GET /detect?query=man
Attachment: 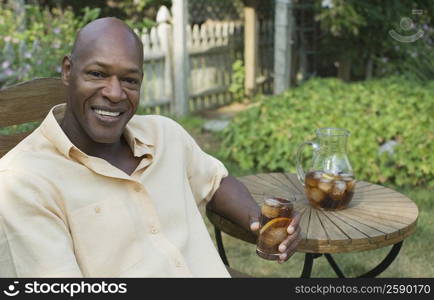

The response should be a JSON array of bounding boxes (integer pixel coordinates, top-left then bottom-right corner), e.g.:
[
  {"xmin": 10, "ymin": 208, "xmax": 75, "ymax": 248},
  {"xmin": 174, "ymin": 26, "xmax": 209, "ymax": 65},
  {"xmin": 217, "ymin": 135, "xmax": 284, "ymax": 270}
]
[{"xmin": 0, "ymin": 18, "xmax": 300, "ymax": 277}]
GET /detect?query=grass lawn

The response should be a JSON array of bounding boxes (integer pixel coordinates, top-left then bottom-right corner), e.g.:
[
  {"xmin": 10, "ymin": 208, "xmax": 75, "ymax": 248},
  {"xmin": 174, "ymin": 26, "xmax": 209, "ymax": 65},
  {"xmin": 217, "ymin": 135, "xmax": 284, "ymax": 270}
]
[{"xmin": 179, "ymin": 114, "xmax": 434, "ymax": 278}]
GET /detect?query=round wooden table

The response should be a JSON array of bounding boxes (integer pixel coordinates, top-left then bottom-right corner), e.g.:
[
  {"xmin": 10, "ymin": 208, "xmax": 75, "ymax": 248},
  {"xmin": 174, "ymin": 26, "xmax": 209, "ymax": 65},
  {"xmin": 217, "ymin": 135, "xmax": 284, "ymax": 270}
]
[{"xmin": 206, "ymin": 173, "xmax": 419, "ymax": 278}]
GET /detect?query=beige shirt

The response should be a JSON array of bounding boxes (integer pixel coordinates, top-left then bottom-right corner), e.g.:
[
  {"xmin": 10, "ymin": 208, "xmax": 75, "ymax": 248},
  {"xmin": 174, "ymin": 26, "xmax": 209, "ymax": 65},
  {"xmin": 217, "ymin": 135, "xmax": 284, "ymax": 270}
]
[{"xmin": 0, "ymin": 104, "xmax": 230, "ymax": 278}]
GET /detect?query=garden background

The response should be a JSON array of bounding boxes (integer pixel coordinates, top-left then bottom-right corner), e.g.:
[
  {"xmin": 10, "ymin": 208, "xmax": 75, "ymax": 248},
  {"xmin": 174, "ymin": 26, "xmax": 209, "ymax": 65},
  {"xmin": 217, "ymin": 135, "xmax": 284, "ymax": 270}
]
[{"xmin": 0, "ymin": 0, "xmax": 433, "ymax": 277}]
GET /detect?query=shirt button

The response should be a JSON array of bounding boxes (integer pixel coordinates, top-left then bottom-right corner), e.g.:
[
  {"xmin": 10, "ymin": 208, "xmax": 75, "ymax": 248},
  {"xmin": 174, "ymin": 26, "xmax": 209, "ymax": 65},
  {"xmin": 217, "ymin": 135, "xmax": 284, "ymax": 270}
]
[
  {"xmin": 150, "ymin": 226, "xmax": 159, "ymax": 234},
  {"xmin": 175, "ymin": 260, "xmax": 182, "ymax": 268},
  {"xmin": 134, "ymin": 184, "xmax": 142, "ymax": 192},
  {"xmin": 94, "ymin": 206, "xmax": 101, "ymax": 213}
]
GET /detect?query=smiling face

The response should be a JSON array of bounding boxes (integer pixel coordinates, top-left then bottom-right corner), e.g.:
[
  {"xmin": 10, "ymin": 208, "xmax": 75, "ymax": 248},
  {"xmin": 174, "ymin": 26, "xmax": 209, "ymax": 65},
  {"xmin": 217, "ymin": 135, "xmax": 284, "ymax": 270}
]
[{"xmin": 61, "ymin": 19, "xmax": 143, "ymax": 145}]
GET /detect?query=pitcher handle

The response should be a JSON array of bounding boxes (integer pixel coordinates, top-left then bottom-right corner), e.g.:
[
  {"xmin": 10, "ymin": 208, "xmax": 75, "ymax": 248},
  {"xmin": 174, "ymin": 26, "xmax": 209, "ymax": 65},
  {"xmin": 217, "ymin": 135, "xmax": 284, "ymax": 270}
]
[{"xmin": 295, "ymin": 141, "xmax": 319, "ymax": 186}]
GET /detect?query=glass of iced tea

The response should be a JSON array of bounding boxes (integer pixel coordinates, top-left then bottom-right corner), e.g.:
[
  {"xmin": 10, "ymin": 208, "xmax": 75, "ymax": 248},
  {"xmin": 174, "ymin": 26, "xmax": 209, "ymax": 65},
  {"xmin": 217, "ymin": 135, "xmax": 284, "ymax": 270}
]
[{"xmin": 256, "ymin": 196, "xmax": 294, "ymax": 260}]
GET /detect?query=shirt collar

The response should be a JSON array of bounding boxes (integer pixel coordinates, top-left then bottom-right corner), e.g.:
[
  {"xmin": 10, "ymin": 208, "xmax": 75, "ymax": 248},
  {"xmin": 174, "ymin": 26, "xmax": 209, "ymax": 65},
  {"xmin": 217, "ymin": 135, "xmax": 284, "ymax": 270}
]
[
  {"xmin": 40, "ymin": 104, "xmax": 76, "ymax": 159},
  {"xmin": 124, "ymin": 119, "xmax": 154, "ymax": 158},
  {"xmin": 41, "ymin": 104, "xmax": 154, "ymax": 160}
]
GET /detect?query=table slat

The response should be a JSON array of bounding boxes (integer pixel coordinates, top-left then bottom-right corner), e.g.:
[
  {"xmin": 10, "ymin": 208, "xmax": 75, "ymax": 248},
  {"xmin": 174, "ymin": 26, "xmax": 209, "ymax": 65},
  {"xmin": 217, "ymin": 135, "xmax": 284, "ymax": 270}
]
[
  {"xmin": 321, "ymin": 212, "xmax": 370, "ymax": 245},
  {"xmin": 306, "ymin": 209, "xmax": 329, "ymax": 245},
  {"xmin": 316, "ymin": 210, "xmax": 351, "ymax": 245}
]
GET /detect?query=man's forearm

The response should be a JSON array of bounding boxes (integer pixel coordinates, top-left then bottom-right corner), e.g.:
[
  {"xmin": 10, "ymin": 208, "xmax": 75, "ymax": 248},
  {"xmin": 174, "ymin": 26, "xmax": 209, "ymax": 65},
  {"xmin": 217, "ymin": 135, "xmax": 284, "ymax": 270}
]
[{"xmin": 208, "ymin": 175, "xmax": 260, "ymax": 232}]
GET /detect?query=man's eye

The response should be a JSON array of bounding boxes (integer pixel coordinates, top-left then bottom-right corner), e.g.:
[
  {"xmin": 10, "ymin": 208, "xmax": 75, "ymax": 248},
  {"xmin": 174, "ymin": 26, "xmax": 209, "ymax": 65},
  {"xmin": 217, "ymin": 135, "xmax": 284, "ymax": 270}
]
[
  {"xmin": 88, "ymin": 71, "xmax": 104, "ymax": 78},
  {"xmin": 122, "ymin": 78, "xmax": 139, "ymax": 85}
]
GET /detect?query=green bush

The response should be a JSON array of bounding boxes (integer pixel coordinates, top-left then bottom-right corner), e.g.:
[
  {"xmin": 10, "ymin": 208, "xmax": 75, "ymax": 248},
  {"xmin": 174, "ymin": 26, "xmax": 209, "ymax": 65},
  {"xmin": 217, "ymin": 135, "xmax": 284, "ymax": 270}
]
[
  {"xmin": 229, "ymin": 59, "xmax": 245, "ymax": 102},
  {"xmin": 219, "ymin": 76, "xmax": 434, "ymax": 188},
  {"xmin": 0, "ymin": 4, "xmax": 99, "ymax": 87}
]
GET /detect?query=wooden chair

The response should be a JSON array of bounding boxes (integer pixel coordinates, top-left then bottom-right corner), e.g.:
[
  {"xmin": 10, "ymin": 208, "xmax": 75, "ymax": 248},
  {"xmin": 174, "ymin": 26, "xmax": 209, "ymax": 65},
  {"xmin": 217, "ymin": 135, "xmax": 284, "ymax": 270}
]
[{"xmin": 0, "ymin": 78, "xmax": 66, "ymax": 158}]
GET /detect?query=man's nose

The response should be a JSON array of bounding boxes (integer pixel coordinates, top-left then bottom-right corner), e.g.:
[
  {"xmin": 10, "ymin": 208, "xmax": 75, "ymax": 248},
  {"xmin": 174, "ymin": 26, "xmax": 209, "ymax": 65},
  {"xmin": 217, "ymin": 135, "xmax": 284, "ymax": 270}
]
[{"xmin": 101, "ymin": 76, "xmax": 127, "ymax": 102}]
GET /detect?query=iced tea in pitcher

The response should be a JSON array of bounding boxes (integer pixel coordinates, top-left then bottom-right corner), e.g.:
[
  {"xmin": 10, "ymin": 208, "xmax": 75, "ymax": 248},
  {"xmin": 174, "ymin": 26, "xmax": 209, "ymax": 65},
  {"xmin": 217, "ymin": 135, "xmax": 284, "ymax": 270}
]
[
  {"xmin": 305, "ymin": 171, "xmax": 355, "ymax": 210},
  {"xmin": 256, "ymin": 197, "xmax": 294, "ymax": 260},
  {"xmin": 296, "ymin": 128, "xmax": 357, "ymax": 210}
]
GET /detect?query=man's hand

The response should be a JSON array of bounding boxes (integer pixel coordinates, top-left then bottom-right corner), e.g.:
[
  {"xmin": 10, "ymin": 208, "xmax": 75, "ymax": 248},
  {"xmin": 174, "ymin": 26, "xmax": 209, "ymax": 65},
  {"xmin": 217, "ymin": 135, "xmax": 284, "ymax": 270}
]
[
  {"xmin": 210, "ymin": 176, "xmax": 302, "ymax": 263},
  {"xmin": 250, "ymin": 211, "xmax": 302, "ymax": 264}
]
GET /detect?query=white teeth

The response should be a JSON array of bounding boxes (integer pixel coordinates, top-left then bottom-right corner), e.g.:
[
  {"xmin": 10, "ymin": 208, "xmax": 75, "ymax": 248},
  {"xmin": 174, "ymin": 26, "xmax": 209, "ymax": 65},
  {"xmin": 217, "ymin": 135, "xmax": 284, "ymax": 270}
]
[{"xmin": 94, "ymin": 109, "xmax": 121, "ymax": 117}]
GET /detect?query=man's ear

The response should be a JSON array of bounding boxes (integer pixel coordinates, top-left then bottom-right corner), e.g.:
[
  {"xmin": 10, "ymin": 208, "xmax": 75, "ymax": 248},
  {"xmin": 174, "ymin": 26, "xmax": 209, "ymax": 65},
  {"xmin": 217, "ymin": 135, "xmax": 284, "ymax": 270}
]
[{"xmin": 61, "ymin": 55, "xmax": 72, "ymax": 86}]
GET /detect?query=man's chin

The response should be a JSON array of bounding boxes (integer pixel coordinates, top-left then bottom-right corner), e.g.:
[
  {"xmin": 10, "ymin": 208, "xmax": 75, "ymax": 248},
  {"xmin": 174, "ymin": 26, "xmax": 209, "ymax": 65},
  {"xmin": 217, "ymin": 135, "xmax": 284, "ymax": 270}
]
[{"xmin": 89, "ymin": 131, "xmax": 124, "ymax": 144}]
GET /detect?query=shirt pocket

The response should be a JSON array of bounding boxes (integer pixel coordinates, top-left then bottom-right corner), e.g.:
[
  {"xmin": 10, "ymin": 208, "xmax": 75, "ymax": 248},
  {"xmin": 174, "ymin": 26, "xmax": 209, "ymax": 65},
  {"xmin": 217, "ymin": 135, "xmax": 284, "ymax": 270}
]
[{"xmin": 69, "ymin": 199, "xmax": 143, "ymax": 277}]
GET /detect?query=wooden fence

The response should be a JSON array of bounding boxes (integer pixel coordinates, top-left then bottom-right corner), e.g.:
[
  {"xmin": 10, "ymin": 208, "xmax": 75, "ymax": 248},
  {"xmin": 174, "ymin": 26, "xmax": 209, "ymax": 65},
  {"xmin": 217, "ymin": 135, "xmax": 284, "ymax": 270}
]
[
  {"xmin": 187, "ymin": 20, "xmax": 244, "ymax": 112},
  {"xmin": 139, "ymin": 5, "xmax": 273, "ymax": 115}
]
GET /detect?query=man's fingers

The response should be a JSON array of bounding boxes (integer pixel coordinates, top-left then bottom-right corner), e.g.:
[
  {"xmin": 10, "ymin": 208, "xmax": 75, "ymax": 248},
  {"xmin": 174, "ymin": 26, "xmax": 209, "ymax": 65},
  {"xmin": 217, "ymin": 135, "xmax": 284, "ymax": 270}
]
[
  {"xmin": 287, "ymin": 211, "xmax": 301, "ymax": 234},
  {"xmin": 277, "ymin": 253, "xmax": 287, "ymax": 264},
  {"xmin": 277, "ymin": 211, "xmax": 301, "ymax": 253},
  {"xmin": 278, "ymin": 234, "xmax": 302, "ymax": 263},
  {"xmin": 278, "ymin": 243, "xmax": 298, "ymax": 263},
  {"xmin": 249, "ymin": 208, "xmax": 260, "ymax": 232},
  {"xmin": 278, "ymin": 226, "xmax": 301, "ymax": 253},
  {"xmin": 250, "ymin": 221, "xmax": 260, "ymax": 232}
]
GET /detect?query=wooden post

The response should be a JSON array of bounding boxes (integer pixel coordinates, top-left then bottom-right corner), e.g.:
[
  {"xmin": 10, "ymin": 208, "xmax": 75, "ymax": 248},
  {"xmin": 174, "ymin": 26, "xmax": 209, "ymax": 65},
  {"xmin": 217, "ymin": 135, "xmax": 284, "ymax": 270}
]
[
  {"xmin": 156, "ymin": 6, "xmax": 173, "ymax": 101},
  {"xmin": 243, "ymin": 0, "xmax": 259, "ymax": 97},
  {"xmin": 274, "ymin": 0, "xmax": 294, "ymax": 94},
  {"xmin": 171, "ymin": 0, "xmax": 189, "ymax": 116}
]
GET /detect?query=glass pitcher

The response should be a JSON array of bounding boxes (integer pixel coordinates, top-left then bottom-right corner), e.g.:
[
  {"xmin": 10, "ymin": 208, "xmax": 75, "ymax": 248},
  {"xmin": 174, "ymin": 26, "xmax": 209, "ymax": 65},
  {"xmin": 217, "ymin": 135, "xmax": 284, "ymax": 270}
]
[{"xmin": 295, "ymin": 128, "xmax": 356, "ymax": 210}]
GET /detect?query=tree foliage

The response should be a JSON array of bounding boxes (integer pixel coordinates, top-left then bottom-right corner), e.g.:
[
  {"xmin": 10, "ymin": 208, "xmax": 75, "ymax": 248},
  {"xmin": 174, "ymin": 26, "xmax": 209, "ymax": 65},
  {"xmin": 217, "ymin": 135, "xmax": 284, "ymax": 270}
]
[
  {"xmin": 0, "ymin": 3, "xmax": 99, "ymax": 87},
  {"xmin": 315, "ymin": 0, "xmax": 434, "ymax": 80}
]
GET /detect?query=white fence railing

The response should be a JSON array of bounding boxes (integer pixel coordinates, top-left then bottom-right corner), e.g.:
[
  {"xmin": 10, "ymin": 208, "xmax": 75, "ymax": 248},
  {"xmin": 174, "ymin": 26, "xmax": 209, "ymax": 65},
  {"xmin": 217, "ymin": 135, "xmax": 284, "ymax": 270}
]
[
  {"xmin": 139, "ymin": 5, "xmax": 273, "ymax": 115},
  {"xmin": 187, "ymin": 20, "xmax": 244, "ymax": 112}
]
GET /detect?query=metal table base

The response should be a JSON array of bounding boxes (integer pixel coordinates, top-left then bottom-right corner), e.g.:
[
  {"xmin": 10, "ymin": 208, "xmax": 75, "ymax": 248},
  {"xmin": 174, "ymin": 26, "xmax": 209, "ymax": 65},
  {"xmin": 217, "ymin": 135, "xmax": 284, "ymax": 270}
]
[
  {"xmin": 214, "ymin": 226, "xmax": 403, "ymax": 278},
  {"xmin": 300, "ymin": 241, "xmax": 403, "ymax": 278}
]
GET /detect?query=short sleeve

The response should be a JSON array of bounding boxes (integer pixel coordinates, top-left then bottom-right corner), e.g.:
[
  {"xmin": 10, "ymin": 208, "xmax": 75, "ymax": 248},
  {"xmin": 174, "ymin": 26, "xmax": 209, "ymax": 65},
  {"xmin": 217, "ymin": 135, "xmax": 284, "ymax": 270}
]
[
  {"xmin": 0, "ymin": 170, "xmax": 83, "ymax": 277},
  {"xmin": 175, "ymin": 124, "xmax": 228, "ymax": 207}
]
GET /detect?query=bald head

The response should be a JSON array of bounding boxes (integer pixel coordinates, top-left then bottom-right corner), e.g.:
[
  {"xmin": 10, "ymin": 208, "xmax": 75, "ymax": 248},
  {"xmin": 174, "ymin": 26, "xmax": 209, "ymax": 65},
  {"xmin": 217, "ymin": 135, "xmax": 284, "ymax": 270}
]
[
  {"xmin": 60, "ymin": 17, "xmax": 144, "ymax": 147},
  {"xmin": 71, "ymin": 17, "xmax": 143, "ymax": 65}
]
